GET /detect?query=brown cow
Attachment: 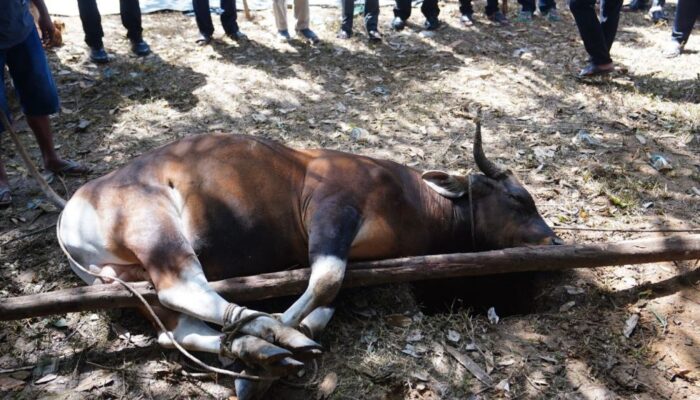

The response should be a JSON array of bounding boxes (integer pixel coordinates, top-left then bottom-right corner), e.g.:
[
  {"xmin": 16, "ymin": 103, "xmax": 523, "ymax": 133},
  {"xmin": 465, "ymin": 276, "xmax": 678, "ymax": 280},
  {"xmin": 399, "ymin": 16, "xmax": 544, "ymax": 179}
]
[{"xmin": 58, "ymin": 122, "xmax": 561, "ymax": 398}]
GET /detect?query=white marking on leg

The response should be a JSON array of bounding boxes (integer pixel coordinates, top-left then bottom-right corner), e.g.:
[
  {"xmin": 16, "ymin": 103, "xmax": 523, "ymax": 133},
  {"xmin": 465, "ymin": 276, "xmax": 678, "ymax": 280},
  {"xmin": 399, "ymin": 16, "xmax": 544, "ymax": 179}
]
[
  {"xmin": 157, "ymin": 314, "xmax": 223, "ymax": 353},
  {"xmin": 281, "ymin": 255, "xmax": 346, "ymax": 326},
  {"xmin": 157, "ymin": 262, "xmax": 230, "ymax": 325}
]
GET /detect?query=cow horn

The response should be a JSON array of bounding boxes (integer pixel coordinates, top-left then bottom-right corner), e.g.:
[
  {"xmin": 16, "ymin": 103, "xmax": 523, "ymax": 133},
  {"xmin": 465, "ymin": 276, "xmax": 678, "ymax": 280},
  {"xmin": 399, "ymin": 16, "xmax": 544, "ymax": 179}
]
[{"xmin": 473, "ymin": 118, "xmax": 508, "ymax": 180}]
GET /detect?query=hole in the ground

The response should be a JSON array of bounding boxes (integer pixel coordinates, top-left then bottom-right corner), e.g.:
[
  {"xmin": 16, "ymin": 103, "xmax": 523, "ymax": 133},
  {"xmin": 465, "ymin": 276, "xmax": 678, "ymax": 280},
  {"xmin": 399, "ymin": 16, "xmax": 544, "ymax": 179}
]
[{"xmin": 411, "ymin": 271, "xmax": 566, "ymax": 317}]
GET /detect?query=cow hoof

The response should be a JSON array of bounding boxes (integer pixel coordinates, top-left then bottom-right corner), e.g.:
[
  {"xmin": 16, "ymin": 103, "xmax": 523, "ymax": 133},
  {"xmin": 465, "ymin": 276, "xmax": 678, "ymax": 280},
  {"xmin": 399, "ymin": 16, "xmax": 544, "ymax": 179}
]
[
  {"xmin": 235, "ymin": 370, "xmax": 272, "ymax": 400},
  {"xmin": 265, "ymin": 356, "xmax": 304, "ymax": 376},
  {"xmin": 227, "ymin": 335, "xmax": 292, "ymax": 367}
]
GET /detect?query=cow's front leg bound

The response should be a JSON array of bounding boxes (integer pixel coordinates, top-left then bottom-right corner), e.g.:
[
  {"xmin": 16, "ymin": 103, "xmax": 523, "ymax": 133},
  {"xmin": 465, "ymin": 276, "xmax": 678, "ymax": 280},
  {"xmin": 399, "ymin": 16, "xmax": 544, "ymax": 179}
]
[
  {"xmin": 280, "ymin": 255, "xmax": 346, "ymax": 326},
  {"xmin": 150, "ymin": 257, "xmax": 320, "ymax": 371}
]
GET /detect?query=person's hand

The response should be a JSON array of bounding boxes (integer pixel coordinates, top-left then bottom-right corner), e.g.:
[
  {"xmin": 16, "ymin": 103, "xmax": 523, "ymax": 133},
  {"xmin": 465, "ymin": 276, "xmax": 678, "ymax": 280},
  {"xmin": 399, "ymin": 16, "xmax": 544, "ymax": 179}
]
[{"xmin": 37, "ymin": 11, "xmax": 55, "ymax": 45}]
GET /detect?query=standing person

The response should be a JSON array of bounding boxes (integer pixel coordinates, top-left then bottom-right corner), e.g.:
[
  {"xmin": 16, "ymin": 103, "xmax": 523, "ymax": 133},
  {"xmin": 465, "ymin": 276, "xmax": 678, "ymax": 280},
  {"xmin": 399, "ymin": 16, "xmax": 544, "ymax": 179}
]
[
  {"xmin": 515, "ymin": 0, "xmax": 560, "ymax": 22},
  {"xmin": 459, "ymin": 0, "xmax": 509, "ymax": 26},
  {"xmin": 272, "ymin": 0, "xmax": 319, "ymax": 43},
  {"xmin": 569, "ymin": 0, "xmax": 623, "ymax": 78},
  {"xmin": 391, "ymin": 0, "xmax": 441, "ymax": 31},
  {"xmin": 191, "ymin": 0, "xmax": 246, "ymax": 45},
  {"xmin": 337, "ymin": 0, "xmax": 381, "ymax": 41},
  {"xmin": 1, "ymin": 0, "xmax": 90, "ymax": 207},
  {"xmin": 77, "ymin": 0, "xmax": 150, "ymax": 64},
  {"xmin": 622, "ymin": 0, "xmax": 667, "ymax": 23},
  {"xmin": 662, "ymin": 0, "xmax": 699, "ymax": 57}
]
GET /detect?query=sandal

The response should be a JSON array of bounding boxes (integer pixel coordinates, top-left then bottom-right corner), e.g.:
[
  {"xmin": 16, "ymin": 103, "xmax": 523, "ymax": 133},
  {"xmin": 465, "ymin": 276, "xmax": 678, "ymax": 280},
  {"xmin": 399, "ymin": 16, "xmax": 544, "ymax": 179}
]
[
  {"xmin": 0, "ymin": 187, "xmax": 12, "ymax": 208},
  {"xmin": 48, "ymin": 160, "xmax": 91, "ymax": 176}
]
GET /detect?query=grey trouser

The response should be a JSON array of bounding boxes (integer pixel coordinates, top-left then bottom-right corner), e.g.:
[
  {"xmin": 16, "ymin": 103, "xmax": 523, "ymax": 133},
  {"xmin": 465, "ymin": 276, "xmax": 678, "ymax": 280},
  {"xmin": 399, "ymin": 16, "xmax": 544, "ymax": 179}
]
[{"xmin": 272, "ymin": 0, "xmax": 310, "ymax": 31}]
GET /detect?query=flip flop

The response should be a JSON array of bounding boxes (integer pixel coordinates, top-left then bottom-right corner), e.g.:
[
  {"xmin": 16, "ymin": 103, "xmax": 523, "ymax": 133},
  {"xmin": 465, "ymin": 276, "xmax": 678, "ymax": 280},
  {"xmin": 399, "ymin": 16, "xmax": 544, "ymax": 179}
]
[
  {"xmin": 48, "ymin": 160, "xmax": 91, "ymax": 176},
  {"xmin": 0, "ymin": 187, "xmax": 12, "ymax": 208}
]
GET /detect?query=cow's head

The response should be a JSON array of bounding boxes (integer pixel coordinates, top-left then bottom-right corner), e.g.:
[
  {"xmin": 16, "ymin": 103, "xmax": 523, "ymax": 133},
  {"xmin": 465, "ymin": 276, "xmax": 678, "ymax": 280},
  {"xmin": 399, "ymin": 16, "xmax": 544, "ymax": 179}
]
[{"xmin": 422, "ymin": 121, "xmax": 564, "ymax": 250}]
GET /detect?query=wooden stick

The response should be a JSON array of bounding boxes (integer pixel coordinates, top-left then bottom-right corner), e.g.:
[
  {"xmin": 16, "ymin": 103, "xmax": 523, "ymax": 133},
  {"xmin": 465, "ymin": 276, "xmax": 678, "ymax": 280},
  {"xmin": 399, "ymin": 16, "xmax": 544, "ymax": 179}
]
[
  {"xmin": 242, "ymin": 0, "xmax": 252, "ymax": 21},
  {"xmin": 1, "ymin": 235, "xmax": 699, "ymax": 321}
]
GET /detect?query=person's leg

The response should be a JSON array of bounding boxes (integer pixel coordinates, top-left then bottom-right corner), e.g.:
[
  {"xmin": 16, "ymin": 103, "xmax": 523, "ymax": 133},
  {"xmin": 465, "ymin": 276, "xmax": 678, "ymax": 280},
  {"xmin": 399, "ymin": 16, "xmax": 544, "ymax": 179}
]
[
  {"xmin": 294, "ymin": 0, "xmax": 311, "ymax": 31},
  {"xmin": 77, "ymin": 0, "xmax": 104, "ymax": 48},
  {"xmin": 340, "ymin": 0, "xmax": 354, "ymax": 33},
  {"xmin": 460, "ymin": 0, "xmax": 474, "ymax": 15},
  {"xmin": 539, "ymin": 0, "xmax": 556, "ymax": 14},
  {"xmin": 0, "ymin": 50, "xmax": 11, "ymax": 203},
  {"xmin": 6, "ymin": 29, "xmax": 88, "ymax": 174},
  {"xmin": 365, "ymin": 0, "xmax": 380, "ymax": 32},
  {"xmin": 393, "ymin": 0, "xmax": 412, "ymax": 20},
  {"xmin": 519, "ymin": 0, "xmax": 536, "ymax": 13},
  {"xmin": 672, "ymin": 0, "xmax": 698, "ymax": 44},
  {"xmin": 192, "ymin": 0, "xmax": 215, "ymax": 37},
  {"xmin": 272, "ymin": 0, "xmax": 289, "ymax": 31},
  {"xmin": 120, "ymin": 0, "xmax": 143, "ymax": 42},
  {"xmin": 569, "ymin": 0, "xmax": 613, "ymax": 65},
  {"xmin": 421, "ymin": 0, "xmax": 440, "ymax": 19},
  {"xmin": 485, "ymin": 0, "xmax": 500, "ymax": 16},
  {"xmin": 220, "ymin": 0, "xmax": 240, "ymax": 35},
  {"xmin": 600, "ymin": 0, "xmax": 623, "ymax": 52}
]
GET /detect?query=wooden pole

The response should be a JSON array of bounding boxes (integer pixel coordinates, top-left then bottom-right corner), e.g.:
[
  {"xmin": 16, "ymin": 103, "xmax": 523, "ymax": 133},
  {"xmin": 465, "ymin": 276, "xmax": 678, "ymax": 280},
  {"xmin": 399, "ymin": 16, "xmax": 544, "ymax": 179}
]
[{"xmin": 1, "ymin": 235, "xmax": 699, "ymax": 321}]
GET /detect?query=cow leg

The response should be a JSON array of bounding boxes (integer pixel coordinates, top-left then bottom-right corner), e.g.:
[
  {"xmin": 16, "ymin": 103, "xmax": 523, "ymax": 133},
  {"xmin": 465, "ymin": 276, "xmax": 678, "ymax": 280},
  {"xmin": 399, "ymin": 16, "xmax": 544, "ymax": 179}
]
[
  {"xmin": 235, "ymin": 203, "xmax": 360, "ymax": 399},
  {"xmin": 299, "ymin": 306, "xmax": 335, "ymax": 339}
]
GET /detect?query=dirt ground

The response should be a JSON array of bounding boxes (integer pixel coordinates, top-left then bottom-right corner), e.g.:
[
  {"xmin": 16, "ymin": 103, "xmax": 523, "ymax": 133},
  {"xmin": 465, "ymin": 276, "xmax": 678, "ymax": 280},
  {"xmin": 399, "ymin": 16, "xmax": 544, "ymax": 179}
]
[{"xmin": 1, "ymin": 2, "xmax": 699, "ymax": 399}]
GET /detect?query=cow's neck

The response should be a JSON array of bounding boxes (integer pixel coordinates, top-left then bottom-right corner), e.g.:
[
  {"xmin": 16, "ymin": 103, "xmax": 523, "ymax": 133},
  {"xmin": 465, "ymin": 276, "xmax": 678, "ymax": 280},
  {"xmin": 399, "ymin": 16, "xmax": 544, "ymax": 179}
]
[{"xmin": 414, "ymin": 173, "xmax": 475, "ymax": 255}]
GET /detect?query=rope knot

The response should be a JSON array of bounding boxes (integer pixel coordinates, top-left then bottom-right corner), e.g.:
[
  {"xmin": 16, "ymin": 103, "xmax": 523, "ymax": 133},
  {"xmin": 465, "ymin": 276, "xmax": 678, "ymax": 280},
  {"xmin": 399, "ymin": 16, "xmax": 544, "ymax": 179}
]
[{"xmin": 219, "ymin": 303, "xmax": 271, "ymax": 358}]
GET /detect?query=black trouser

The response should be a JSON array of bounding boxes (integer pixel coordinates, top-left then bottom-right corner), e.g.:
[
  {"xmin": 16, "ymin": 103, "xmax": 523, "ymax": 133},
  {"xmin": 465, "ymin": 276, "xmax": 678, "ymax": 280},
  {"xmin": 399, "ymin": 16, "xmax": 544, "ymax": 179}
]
[
  {"xmin": 77, "ymin": 0, "xmax": 142, "ymax": 48},
  {"xmin": 393, "ymin": 0, "xmax": 440, "ymax": 20},
  {"xmin": 569, "ymin": 0, "xmax": 623, "ymax": 65},
  {"xmin": 459, "ymin": 0, "xmax": 500, "ymax": 16},
  {"xmin": 518, "ymin": 0, "xmax": 557, "ymax": 13},
  {"xmin": 341, "ymin": 0, "xmax": 379, "ymax": 32},
  {"xmin": 672, "ymin": 0, "xmax": 699, "ymax": 44},
  {"xmin": 192, "ymin": 0, "xmax": 239, "ymax": 36}
]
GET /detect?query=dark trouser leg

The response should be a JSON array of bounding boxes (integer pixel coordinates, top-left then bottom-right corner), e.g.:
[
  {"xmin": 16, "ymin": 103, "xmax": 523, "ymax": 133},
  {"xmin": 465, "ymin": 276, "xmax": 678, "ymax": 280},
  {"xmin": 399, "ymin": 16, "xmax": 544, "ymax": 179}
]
[
  {"xmin": 652, "ymin": 0, "xmax": 665, "ymax": 7},
  {"xmin": 120, "ymin": 0, "xmax": 143, "ymax": 42},
  {"xmin": 220, "ymin": 0, "xmax": 239, "ymax": 34},
  {"xmin": 539, "ymin": 0, "xmax": 556, "ymax": 13},
  {"xmin": 601, "ymin": 0, "xmax": 623, "ymax": 52},
  {"xmin": 421, "ymin": 0, "xmax": 440, "ymax": 19},
  {"xmin": 485, "ymin": 0, "xmax": 500, "ymax": 16},
  {"xmin": 393, "ymin": 0, "xmax": 412, "ymax": 20},
  {"xmin": 77, "ymin": 0, "xmax": 104, "ymax": 48},
  {"xmin": 519, "ymin": 0, "xmax": 536, "ymax": 12},
  {"xmin": 341, "ymin": 0, "xmax": 354, "ymax": 32},
  {"xmin": 460, "ymin": 0, "xmax": 474, "ymax": 15},
  {"xmin": 192, "ymin": 0, "xmax": 215, "ymax": 36},
  {"xmin": 569, "ymin": 0, "xmax": 614, "ymax": 65},
  {"xmin": 672, "ymin": 0, "xmax": 699, "ymax": 44},
  {"xmin": 364, "ymin": 0, "xmax": 380, "ymax": 31}
]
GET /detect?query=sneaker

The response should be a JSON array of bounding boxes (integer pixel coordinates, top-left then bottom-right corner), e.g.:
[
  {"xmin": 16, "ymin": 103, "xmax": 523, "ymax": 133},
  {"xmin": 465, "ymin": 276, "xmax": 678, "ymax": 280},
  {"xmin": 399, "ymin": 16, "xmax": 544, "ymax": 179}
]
[
  {"xmin": 196, "ymin": 33, "xmax": 212, "ymax": 46},
  {"xmin": 391, "ymin": 17, "xmax": 406, "ymax": 31},
  {"xmin": 662, "ymin": 40, "xmax": 683, "ymax": 58},
  {"xmin": 515, "ymin": 10, "xmax": 534, "ymax": 23},
  {"xmin": 130, "ymin": 39, "xmax": 151, "ymax": 56},
  {"xmin": 460, "ymin": 13, "xmax": 475, "ymax": 26},
  {"xmin": 337, "ymin": 30, "xmax": 352, "ymax": 39},
  {"xmin": 424, "ymin": 17, "xmax": 441, "ymax": 31},
  {"xmin": 543, "ymin": 9, "xmax": 561, "ymax": 22},
  {"xmin": 577, "ymin": 62, "xmax": 614, "ymax": 78},
  {"xmin": 367, "ymin": 30, "xmax": 382, "ymax": 42},
  {"xmin": 488, "ymin": 11, "xmax": 509, "ymax": 25},
  {"xmin": 277, "ymin": 30, "xmax": 292, "ymax": 42},
  {"xmin": 227, "ymin": 31, "xmax": 247, "ymax": 41},
  {"xmin": 648, "ymin": 6, "xmax": 667, "ymax": 23},
  {"xmin": 89, "ymin": 46, "xmax": 109, "ymax": 64},
  {"xmin": 297, "ymin": 28, "xmax": 320, "ymax": 44}
]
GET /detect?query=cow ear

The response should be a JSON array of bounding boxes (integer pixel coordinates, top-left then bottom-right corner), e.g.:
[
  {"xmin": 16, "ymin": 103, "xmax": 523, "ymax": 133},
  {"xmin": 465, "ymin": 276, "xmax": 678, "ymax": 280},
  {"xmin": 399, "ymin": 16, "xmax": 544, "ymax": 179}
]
[{"xmin": 422, "ymin": 170, "xmax": 467, "ymax": 198}]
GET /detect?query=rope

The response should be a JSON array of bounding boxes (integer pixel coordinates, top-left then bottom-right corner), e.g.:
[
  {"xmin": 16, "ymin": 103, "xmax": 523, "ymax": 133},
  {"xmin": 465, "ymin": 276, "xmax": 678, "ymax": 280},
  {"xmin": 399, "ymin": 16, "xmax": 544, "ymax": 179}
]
[
  {"xmin": 55, "ymin": 212, "xmax": 274, "ymax": 381},
  {"xmin": 219, "ymin": 304, "xmax": 271, "ymax": 359},
  {"xmin": 553, "ymin": 227, "xmax": 700, "ymax": 233}
]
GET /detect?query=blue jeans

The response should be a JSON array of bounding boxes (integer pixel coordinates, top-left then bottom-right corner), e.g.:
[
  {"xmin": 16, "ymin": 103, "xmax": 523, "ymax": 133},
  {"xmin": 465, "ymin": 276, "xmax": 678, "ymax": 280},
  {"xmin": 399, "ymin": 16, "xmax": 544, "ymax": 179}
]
[
  {"xmin": 672, "ymin": 0, "xmax": 699, "ymax": 44},
  {"xmin": 569, "ymin": 0, "xmax": 623, "ymax": 65},
  {"xmin": 341, "ymin": 0, "xmax": 379, "ymax": 32},
  {"xmin": 459, "ymin": 0, "xmax": 501, "ymax": 16},
  {"xmin": 1, "ymin": 28, "xmax": 60, "ymax": 132},
  {"xmin": 519, "ymin": 0, "xmax": 557, "ymax": 13},
  {"xmin": 393, "ymin": 0, "xmax": 440, "ymax": 20}
]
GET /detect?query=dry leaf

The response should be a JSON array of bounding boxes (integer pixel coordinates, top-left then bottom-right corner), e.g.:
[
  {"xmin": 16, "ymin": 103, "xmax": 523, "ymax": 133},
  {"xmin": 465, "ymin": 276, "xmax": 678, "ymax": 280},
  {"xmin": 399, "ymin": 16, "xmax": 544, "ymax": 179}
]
[
  {"xmin": 623, "ymin": 314, "xmax": 639, "ymax": 338},
  {"xmin": 75, "ymin": 370, "xmax": 115, "ymax": 392},
  {"xmin": 385, "ymin": 314, "xmax": 412, "ymax": 328},
  {"xmin": 317, "ymin": 372, "xmax": 338, "ymax": 400},
  {"xmin": 0, "ymin": 376, "xmax": 25, "ymax": 391},
  {"xmin": 35, "ymin": 373, "xmax": 57, "ymax": 384}
]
